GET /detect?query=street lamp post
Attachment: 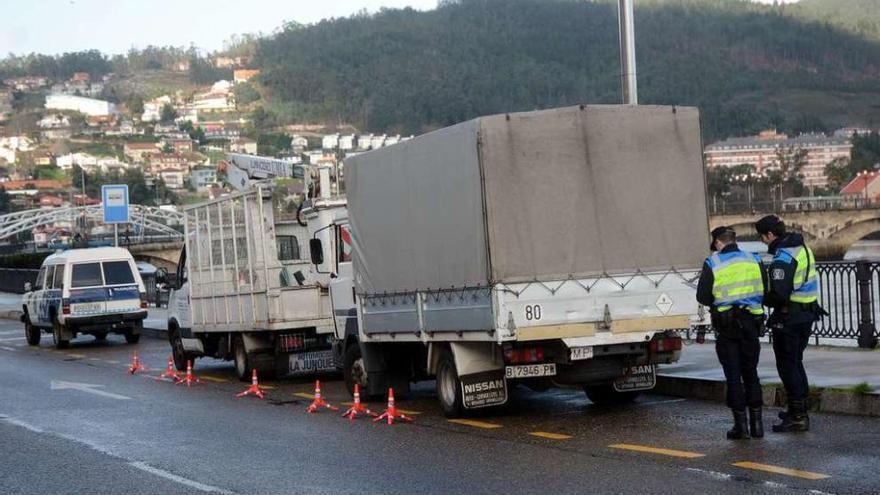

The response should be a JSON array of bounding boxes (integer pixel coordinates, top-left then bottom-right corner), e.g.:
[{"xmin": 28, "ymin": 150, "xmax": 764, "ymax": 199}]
[{"xmin": 858, "ymin": 170, "xmax": 871, "ymax": 208}]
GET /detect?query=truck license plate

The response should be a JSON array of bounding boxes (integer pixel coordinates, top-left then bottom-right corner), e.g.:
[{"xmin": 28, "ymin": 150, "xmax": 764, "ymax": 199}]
[
  {"xmin": 288, "ymin": 350, "xmax": 335, "ymax": 375},
  {"xmin": 74, "ymin": 302, "xmax": 102, "ymax": 314},
  {"xmin": 569, "ymin": 346, "xmax": 594, "ymax": 361},
  {"xmin": 505, "ymin": 363, "xmax": 556, "ymax": 379}
]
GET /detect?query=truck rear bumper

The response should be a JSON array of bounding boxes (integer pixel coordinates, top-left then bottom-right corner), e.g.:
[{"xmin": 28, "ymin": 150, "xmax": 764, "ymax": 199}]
[{"xmin": 63, "ymin": 311, "xmax": 147, "ymax": 332}]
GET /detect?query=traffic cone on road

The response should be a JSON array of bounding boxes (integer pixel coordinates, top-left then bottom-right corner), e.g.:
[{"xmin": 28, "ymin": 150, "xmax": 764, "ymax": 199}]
[
  {"xmin": 156, "ymin": 355, "xmax": 182, "ymax": 383},
  {"xmin": 236, "ymin": 369, "xmax": 266, "ymax": 399},
  {"xmin": 306, "ymin": 380, "xmax": 338, "ymax": 413},
  {"xmin": 373, "ymin": 388, "xmax": 413, "ymax": 425},
  {"xmin": 175, "ymin": 360, "xmax": 202, "ymax": 387},
  {"xmin": 341, "ymin": 384, "xmax": 376, "ymax": 421},
  {"xmin": 127, "ymin": 351, "xmax": 148, "ymax": 375}
]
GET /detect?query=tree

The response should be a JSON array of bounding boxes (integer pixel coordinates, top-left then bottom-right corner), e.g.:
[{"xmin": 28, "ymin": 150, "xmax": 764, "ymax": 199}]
[
  {"xmin": 160, "ymin": 104, "xmax": 178, "ymax": 124},
  {"xmin": 0, "ymin": 187, "xmax": 10, "ymax": 214},
  {"xmin": 824, "ymin": 157, "xmax": 852, "ymax": 193},
  {"xmin": 851, "ymin": 131, "xmax": 880, "ymax": 171},
  {"xmin": 772, "ymin": 146, "xmax": 808, "ymax": 197},
  {"xmin": 234, "ymin": 82, "xmax": 261, "ymax": 106}
]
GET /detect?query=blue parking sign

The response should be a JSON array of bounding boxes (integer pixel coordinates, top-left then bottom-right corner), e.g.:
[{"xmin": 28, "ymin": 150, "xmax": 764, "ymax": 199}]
[{"xmin": 102, "ymin": 185, "xmax": 129, "ymax": 224}]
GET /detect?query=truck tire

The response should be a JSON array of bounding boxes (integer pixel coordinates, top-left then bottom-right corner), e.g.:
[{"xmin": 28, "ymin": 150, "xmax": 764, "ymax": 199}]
[
  {"xmin": 24, "ymin": 320, "xmax": 40, "ymax": 346},
  {"xmin": 234, "ymin": 335, "xmax": 252, "ymax": 382},
  {"xmin": 52, "ymin": 321, "xmax": 70, "ymax": 349},
  {"xmin": 125, "ymin": 332, "xmax": 141, "ymax": 344},
  {"xmin": 343, "ymin": 343, "xmax": 370, "ymax": 398},
  {"xmin": 168, "ymin": 324, "xmax": 188, "ymax": 371},
  {"xmin": 436, "ymin": 350, "xmax": 464, "ymax": 418},
  {"xmin": 93, "ymin": 332, "xmax": 107, "ymax": 341},
  {"xmin": 583, "ymin": 384, "xmax": 640, "ymax": 405}
]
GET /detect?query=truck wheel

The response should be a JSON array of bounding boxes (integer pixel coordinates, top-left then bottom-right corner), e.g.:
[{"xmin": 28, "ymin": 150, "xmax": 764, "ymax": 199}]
[
  {"xmin": 125, "ymin": 332, "xmax": 141, "ymax": 344},
  {"xmin": 343, "ymin": 343, "xmax": 369, "ymax": 397},
  {"xmin": 436, "ymin": 350, "xmax": 464, "ymax": 418},
  {"xmin": 169, "ymin": 326, "xmax": 188, "ymax": 371},
  {"xmin": 583, "ymin": 385, "xmax": 640, "ymax": 405},
  {"xmin": 93, "ymin": 332, "xmax": 107, "ymax": 341},
  {"xmin": 24, "ymin": 320, "xmax": 40, "ymax": 346},
  {"xmin": 52, "ymin": 321, "xmax": 70, "ymax": 349},
  {"xmin": 234, "ymin": 336, "xmax": 252, "ymax": 382}
]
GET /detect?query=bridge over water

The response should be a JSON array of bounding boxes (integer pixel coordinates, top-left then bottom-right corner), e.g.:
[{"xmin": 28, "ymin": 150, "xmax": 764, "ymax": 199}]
[{"xmin": 710, "ymin": 206, "xmax": 880, "ymax": 255}]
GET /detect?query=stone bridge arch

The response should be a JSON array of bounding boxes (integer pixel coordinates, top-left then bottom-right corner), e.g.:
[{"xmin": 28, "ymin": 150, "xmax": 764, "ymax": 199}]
[{"xmin": 827, "ymin": 218, "xmax": 880, "ymax": 253}]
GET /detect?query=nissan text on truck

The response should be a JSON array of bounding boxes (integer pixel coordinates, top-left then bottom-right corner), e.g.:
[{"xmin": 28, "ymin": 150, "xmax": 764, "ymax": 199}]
[{"xmin": 313, "ymin": 104, "xmax": 709, "ymax": 416}]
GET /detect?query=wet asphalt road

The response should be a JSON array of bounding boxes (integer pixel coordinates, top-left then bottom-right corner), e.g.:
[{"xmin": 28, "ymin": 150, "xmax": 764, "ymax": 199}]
[{"xmin": 0, "ymin": 319, "xmax": 878, "ymax": 495}]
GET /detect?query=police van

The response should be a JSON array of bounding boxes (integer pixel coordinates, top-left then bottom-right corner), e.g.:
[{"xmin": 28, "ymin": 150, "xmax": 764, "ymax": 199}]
[{"xmin": 21, "ymin": 247, "xmax": 148, "ymax": 348}]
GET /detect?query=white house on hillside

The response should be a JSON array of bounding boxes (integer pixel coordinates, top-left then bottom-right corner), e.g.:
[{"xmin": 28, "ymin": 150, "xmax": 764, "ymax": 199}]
[{"xmin": 46, "ymin": 94, "xmax": 118, "ymax": 117}]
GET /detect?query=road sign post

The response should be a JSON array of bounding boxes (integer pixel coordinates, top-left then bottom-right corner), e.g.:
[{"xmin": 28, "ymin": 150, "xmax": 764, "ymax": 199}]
[{"xmin": 102, "ymin": 185, "xmax": 130, "ymax": 247}]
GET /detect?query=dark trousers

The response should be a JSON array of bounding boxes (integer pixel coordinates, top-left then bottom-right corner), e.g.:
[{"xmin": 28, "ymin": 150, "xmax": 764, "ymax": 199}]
[
  {"xmin": 772, "ymin": 321, "xmax": 812, "ymax": 403},
  {"xmin": 715, "ymin": 317, "xmax": 763, "ymax": 411}
]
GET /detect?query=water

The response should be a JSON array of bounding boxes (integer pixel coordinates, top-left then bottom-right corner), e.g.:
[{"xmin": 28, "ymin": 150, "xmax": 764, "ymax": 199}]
[{"xmin": 737, "ymin": 240, "xmax": 880, "ymax": 261}]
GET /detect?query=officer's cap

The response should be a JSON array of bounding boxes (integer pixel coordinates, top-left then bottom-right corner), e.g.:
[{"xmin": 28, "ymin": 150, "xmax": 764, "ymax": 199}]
[
  {"xmin": 710, "ymin": 226, "xmax": 735, "ymax": 251},
  {"xmin": 754, "ymin": 215, "xmax": 783, "ymax": 235}
]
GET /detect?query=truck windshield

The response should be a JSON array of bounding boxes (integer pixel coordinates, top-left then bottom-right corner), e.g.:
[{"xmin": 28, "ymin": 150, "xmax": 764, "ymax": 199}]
[
  {"xmin": 71, "ymin": 263, "xmax": 104, "ymax": 288},
  {"xmin": 103, "ymin": 261, "xmax": 135, "ymax": 285}
]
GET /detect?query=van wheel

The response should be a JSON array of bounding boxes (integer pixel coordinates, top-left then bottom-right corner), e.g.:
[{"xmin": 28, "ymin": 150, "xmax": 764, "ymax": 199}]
[
  {"xmin": 234, "ymin": 336, "xmax": 251, "ymax": 382},
  {"xmin": 53, "ymin": 321, "xmax": 69, "ymax": 349},
  {"xmin": 436, "ymin": 349, "xmax": 464, "ymax": 418},
  {"xmin": 24, "ymin": 320, "xmax": 40, "ymax": 346},
  {"xmin": 583, "ymin": 384, "xmax": 640, "ymax": 405},
  {"xmin": 343, "ymin": 343, "xmax": 370, "ymax": 398}
]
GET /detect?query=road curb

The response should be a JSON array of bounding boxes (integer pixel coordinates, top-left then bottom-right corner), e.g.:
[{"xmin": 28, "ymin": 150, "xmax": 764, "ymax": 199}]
[
  {"xmin": 656, "ymin": 374, "xmax": 880, "ymax": 417},
  {"xmin": 0, "ymin": 309, "xmax": 23, "ymax": 321}
]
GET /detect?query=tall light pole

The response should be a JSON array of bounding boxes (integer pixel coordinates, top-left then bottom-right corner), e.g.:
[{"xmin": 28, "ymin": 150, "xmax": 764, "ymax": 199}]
[{"xmin": 618, "ymin": 0, "xmax": 638, "ymax": 105}]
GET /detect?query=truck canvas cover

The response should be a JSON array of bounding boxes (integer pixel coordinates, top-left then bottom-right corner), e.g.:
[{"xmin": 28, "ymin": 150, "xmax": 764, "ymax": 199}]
[{"xmin": 346, "ymin": 105, "xmax": 708, "ymax": 295}]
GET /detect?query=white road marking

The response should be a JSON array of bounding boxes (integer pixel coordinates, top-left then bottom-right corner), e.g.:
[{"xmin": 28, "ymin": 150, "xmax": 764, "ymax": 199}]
[
  {"xmin": 636, "ymin": 398, "xmax": 688, "ymax": 406},
  {"xmin": 128, "ymin": 462, "xmax": 235, "ymax": 494},
  {"xmin": 0, "ymin": 414, "xmax": 234, "ymax": 494},
  {"xmin": 1, "ymin": 346, "xmax": 18, "ymax": 352},
  {"xmin": 50, "ymin": 380, "xmax": 132, "ymax": 400},
  {"xmin": 685, "ymin": 467, "xmax": 733, "ymax": 481},
  {"xmin": 0, "ymin": 336, "xmax": 25, "ymax": 342},
  {"xmin": 0, "ymin": 329, "xmax": 22, "ymax": 336}
]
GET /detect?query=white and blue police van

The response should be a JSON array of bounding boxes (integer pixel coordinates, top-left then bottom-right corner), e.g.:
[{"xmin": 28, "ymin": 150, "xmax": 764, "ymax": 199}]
[{"xmin": 21, "ymin": 247, "xmax": 147, "ymax": 348}]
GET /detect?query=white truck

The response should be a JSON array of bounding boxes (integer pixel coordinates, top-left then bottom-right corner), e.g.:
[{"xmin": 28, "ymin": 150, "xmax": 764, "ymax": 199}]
[
  {"xmin": 162, "ymin": 154, "xmax": 348, "ymax": 380},
  {"xmin": 310, "ymin": 104, "xmax": 710, "ymax": 416}
]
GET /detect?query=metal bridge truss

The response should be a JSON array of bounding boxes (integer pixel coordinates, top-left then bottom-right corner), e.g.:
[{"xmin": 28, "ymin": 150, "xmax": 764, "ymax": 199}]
[{"xmin": 0, "ymin": 205, "xmax": 184, "ymax": 240}]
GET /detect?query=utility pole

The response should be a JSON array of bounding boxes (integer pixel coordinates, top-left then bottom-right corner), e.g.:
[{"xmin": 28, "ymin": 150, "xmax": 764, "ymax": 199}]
[{"xmin": 618, "ymin": 0, "xmax": 638, "ymax": 105}]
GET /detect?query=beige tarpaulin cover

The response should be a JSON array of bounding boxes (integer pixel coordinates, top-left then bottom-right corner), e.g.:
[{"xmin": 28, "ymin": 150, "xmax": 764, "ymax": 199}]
[{"xmin": 346, "ymin": 105, "xmax": 708, "ymax": 294}]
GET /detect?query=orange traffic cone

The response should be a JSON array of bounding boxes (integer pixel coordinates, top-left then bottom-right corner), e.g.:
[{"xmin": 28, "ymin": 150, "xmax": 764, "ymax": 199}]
[
  {"xmin": 373, "ymin": 388, "xmax": 412, "ymax": 425},
  {"xmin": 236, "ymin": 369, "xmax": 266, "ymax": 399},
  {"xmin": 306, "ymin": 380, "xmax": 338, "ymax": 413},
  {"xmin": 156, "ymin": 355, "xmax": 181, "ymax": 383},
  {"xmin": 127, "ymin": 351, "xmax": 148, "ymax": 374},
  {"xmin": 175, "ymin": 360, "xmax": 202, "ymax": 386},
  {"xmin": 341, "ymin": 384, "xmax": 376, "ymax": 420}
]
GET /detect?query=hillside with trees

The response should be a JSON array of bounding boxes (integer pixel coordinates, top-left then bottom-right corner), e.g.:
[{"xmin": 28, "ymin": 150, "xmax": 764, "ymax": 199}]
[{"xmin": 254, "ymin": 0, "xmax": 880, "ymax": 140}]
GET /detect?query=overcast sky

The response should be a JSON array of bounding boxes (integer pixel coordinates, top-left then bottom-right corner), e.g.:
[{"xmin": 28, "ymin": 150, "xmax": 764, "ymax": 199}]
[{"xmin": 2, "ymin": 0, "xmax": 800, "ymax": 56}]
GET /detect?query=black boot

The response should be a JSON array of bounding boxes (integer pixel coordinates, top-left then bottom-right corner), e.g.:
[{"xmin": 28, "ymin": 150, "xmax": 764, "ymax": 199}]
[
  {"xmin": 772, "ymin": 400, "xmax": 809, "ymax": 433},
  {"xmin": 749, "ymin": 407, "xmax": 764, "ymax": 438},
  {"xmin": 727, "ymin": 409, "xmax": 750, "ymax": 440}
]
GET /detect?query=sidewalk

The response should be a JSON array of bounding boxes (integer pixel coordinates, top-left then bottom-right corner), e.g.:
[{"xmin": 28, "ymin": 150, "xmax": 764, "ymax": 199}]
[{"xmin": 660, "ymin": 341, "xmax": 880, "ymax": 390}]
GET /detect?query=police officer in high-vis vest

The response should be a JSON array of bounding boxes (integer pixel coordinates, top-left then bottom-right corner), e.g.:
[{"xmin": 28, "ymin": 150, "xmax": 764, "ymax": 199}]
[
  {"xmin": 755, "ymin": 215, "xmax": 824, "ymax": 433},
  {"xmin": 696, "ymin": 226, "xmax": 766, "ymax": 440}
]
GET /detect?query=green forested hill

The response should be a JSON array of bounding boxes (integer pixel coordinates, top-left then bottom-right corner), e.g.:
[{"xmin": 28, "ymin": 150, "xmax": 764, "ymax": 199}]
[
  {"xmin": 791, "ymin": 0, "xmax": 880, "ymax": 41},
  {"xmin": 255, "ymin": 0, "xmax": 880, "ymax": 140}
]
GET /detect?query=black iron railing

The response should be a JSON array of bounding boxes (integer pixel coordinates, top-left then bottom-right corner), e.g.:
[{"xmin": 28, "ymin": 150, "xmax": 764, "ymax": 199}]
[{"xmin": 808, "ymin": 260, "xmax": 877, "ymax": 346}]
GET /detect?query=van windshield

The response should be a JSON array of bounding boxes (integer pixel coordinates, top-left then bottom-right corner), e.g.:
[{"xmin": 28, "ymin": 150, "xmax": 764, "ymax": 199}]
[
  {"xmin": 103, "ymin": 261, "xmax": 135, "ymax": 285},
  {"xmin": 71, "ymin": 263, "xmax": 103, "ymax": 288}
]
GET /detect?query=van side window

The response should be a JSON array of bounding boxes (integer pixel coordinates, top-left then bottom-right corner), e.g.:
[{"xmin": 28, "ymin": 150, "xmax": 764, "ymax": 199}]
[
  {"xmin": 53, "ymin": 266, "xmax": 65, "ymax": 290},
  {"xmin": 34, "ymin": 267, "xmax": 46, "ymax": 290},
  {"xmin": 102, "ymin": 261, "xmax": 135, "ymax": 285},
  {"xmin": 45, "ymin": 266, "xmax": 56, "ymax": 290},
  {"xmin": 71, "ymin": 263, "xmax": 104, "ymax": 288}
]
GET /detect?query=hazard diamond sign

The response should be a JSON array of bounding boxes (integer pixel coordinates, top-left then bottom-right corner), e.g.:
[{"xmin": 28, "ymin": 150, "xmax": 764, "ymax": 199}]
[{"xmin": 655, "ymin": 293, "xmax": 673, "ymax": 315}]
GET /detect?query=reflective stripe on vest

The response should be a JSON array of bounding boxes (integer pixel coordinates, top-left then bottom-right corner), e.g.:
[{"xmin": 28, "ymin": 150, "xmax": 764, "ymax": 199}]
[
  {"xmin": 706, "ymin": 251, "xmax": 765, "ymax": 315},
  {"xmin": 777, "ymin": 246, "xmax": 818, "ymax": 304}
]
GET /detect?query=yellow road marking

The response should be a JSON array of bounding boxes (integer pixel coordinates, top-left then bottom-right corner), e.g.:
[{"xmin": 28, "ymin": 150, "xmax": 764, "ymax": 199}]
[
  {"xmin": 294, "ymin": 392, "xmax": 316, "ymax": 399},
  {"xmin": 530, "ymin": 431, "xmax": 573, "ymax": 440},
  {"xmin": 200, "ymin": 375, "xmax": 230, "ymax": 383},
  {"xmin": 66, "ymin": 353, "xmax": 86, "ymax": 359},
  {"xmin": 448, "ymin": 419, "xmax": 502, "ymax": 429},
  {"xmin": 395, "ymin": 408, "xmax": 421, "ymax": 415},
  {"xmin": 609, "ymin": 443, "xmax": 705, "ymax": 459},
  {"xmin": 732, "ymin": 462, "xmax": 830, "ymax": 480}
]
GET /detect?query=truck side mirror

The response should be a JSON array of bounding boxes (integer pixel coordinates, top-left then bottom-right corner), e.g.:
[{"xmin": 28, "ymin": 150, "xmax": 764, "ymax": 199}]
[
  {"xmin": 309, "ymin": 238, "xmax": 324, "ymax": 265},
  {"xmin": 24, "ymin": 282, "xmax": 32, "ymax": 293}
]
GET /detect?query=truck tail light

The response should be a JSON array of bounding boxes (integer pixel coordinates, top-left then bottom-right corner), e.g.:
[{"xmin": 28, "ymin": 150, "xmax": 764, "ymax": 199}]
[
  {"xmin": 139, "ymin": 292, "xmax": 147, "ymax": 309},
  {"xmin": 650, "ymin": 336, "xmax": 682, "ymax": 353},
  {"xmin": 503, "ymin": 346, "xmax": 545, "ymax": 364},
  {"xmin": 62, "ymin": 298, "xmax": 70, "ymax": 315}
]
